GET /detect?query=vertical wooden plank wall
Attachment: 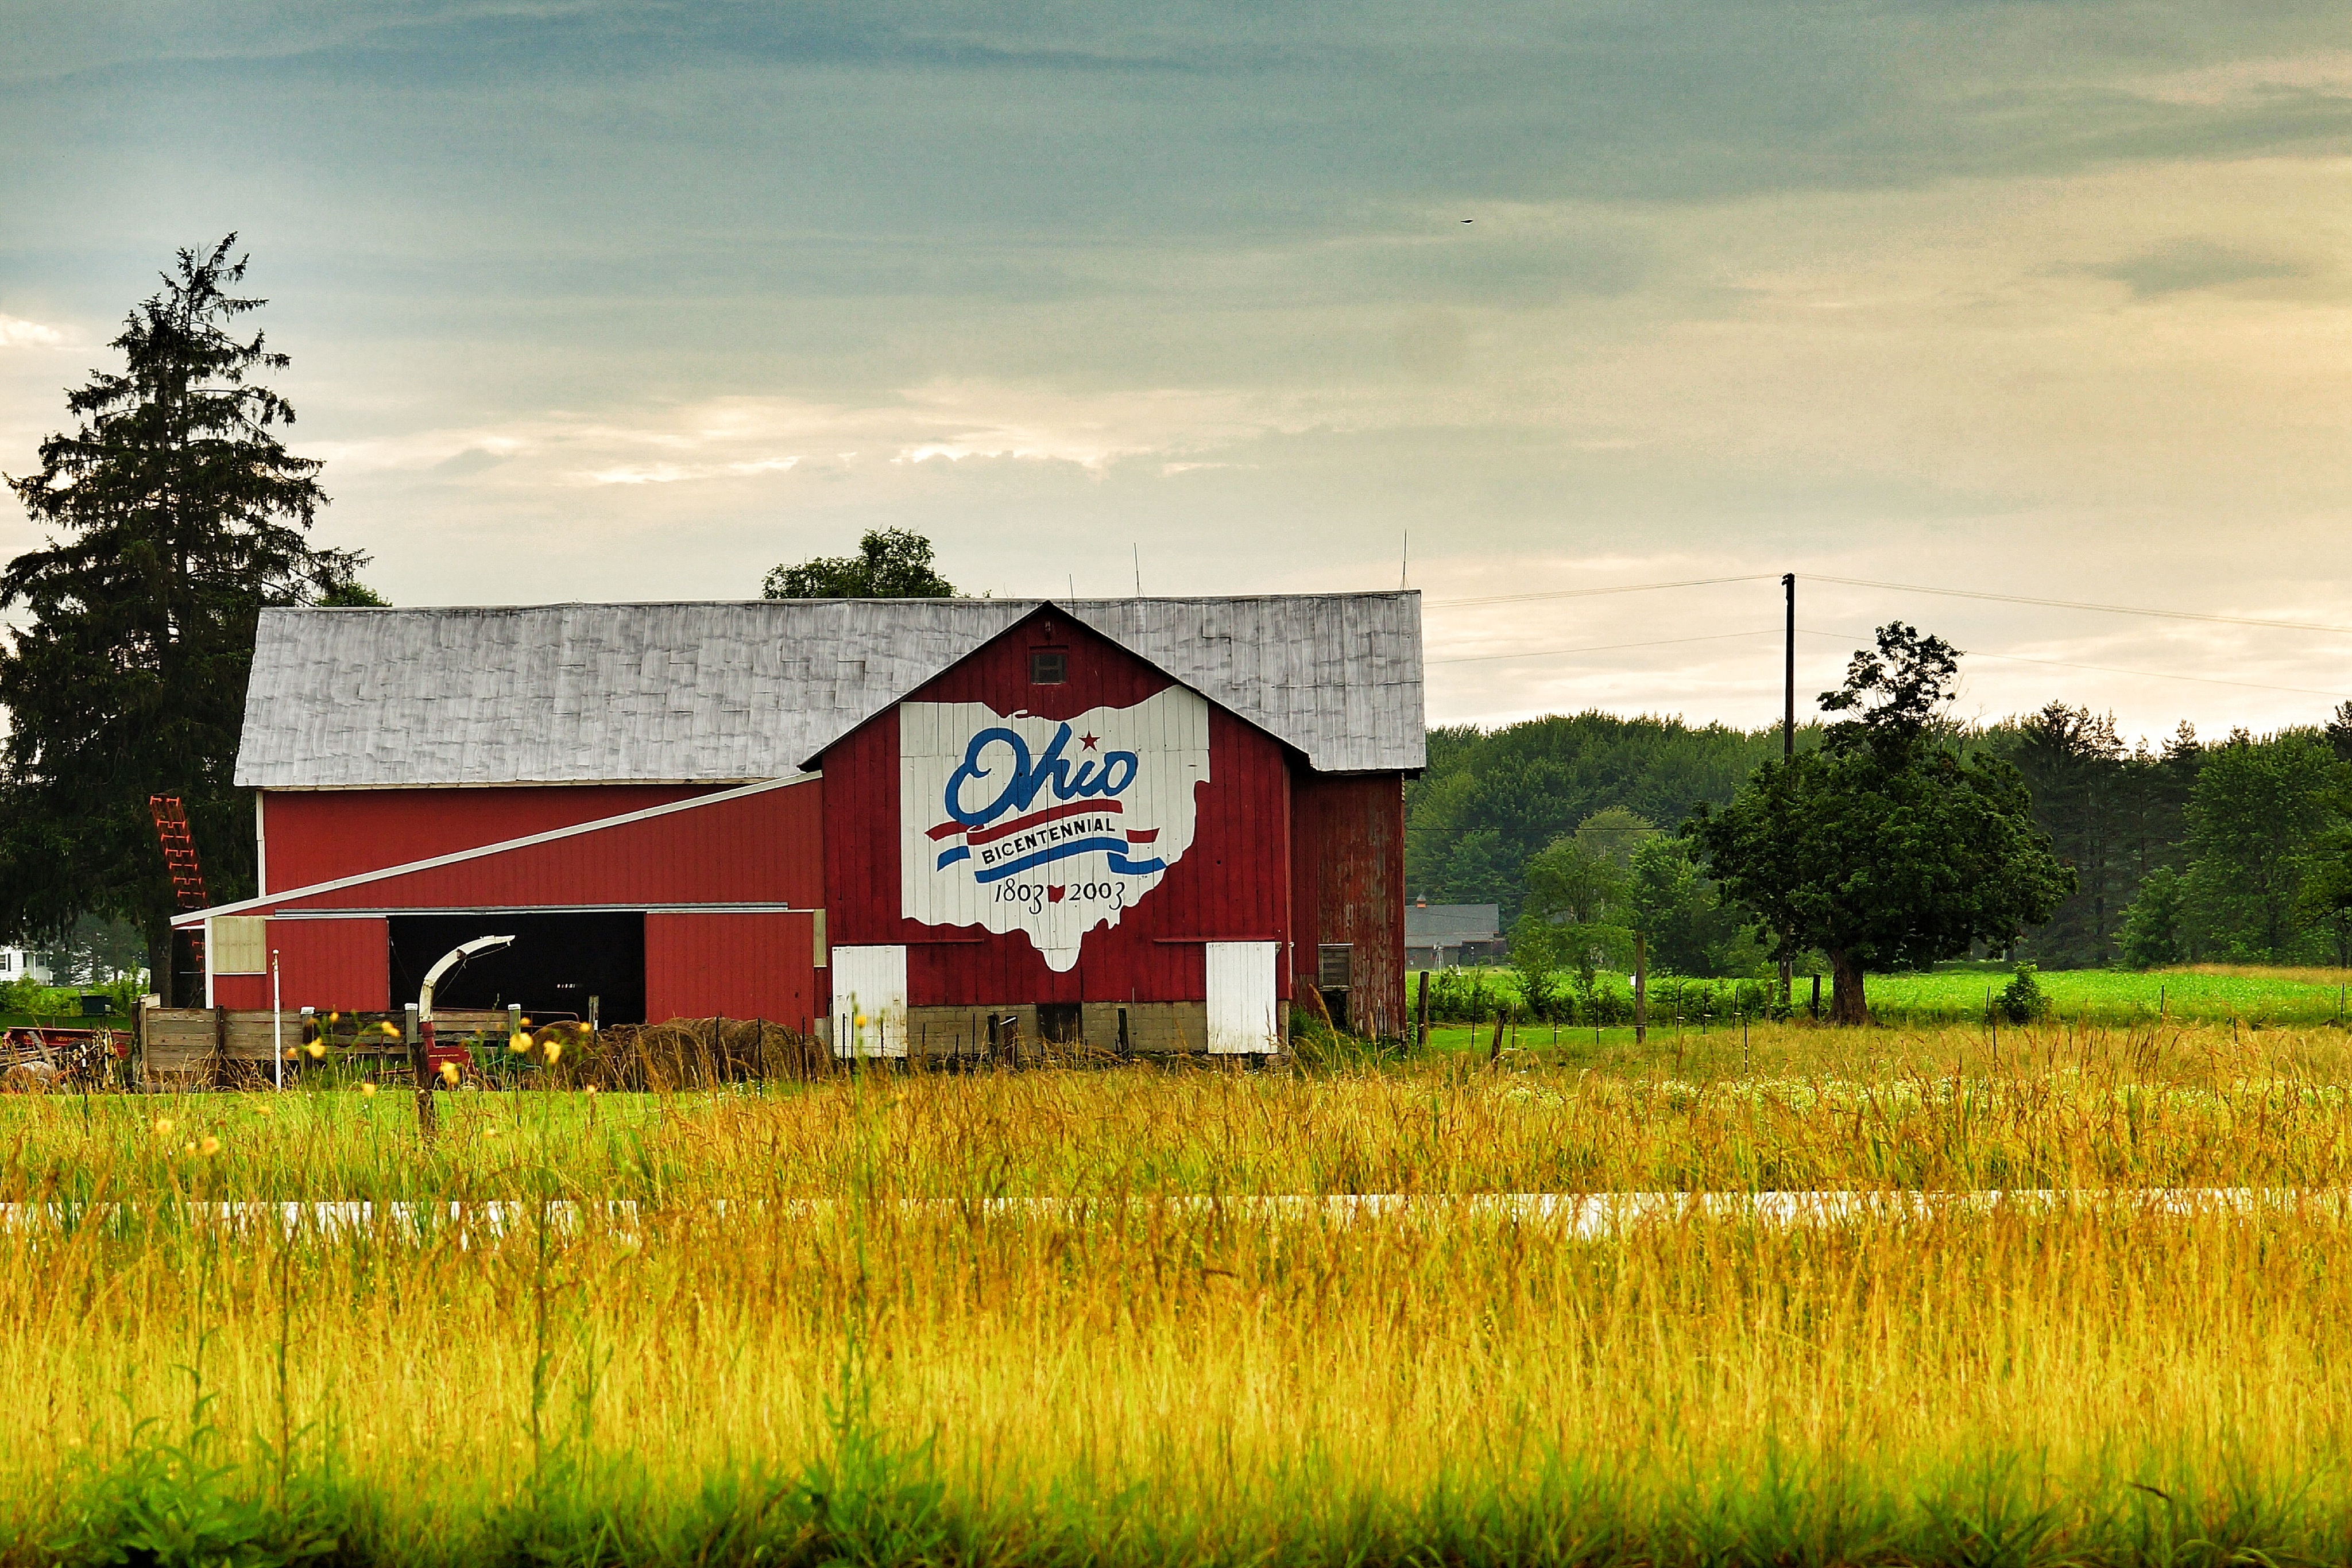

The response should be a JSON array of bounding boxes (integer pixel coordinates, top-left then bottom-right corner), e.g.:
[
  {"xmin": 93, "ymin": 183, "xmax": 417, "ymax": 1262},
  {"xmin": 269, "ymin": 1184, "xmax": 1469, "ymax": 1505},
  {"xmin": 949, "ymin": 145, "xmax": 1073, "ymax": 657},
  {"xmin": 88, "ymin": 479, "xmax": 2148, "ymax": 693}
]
[{"xmin": 1289, "ymin": 772, "xmax": 1408, "ymax": 1039}]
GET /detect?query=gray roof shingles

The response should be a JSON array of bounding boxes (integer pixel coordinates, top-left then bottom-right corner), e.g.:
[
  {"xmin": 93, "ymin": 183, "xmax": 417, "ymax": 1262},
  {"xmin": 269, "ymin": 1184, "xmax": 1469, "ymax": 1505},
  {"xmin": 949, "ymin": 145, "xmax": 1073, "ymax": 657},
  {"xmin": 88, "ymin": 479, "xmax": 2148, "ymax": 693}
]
[{"xmin": 234, "ymin": 595, "xmax": 1425, "ymax": 787}]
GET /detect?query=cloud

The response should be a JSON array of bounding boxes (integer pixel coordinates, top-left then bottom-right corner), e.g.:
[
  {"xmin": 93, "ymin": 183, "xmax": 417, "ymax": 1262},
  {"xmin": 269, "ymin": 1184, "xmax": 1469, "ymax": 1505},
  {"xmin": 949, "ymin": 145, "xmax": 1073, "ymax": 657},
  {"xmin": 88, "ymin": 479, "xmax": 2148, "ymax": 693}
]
[
  {"xmin": 2086, "ymin": 238, "xmax": 2308, "ymax": 297},
  {"xmin": 0, "ymin": 316, "xmax": 66, "ymax": 349},
  {"xmin": 2130, "ymin": 51, "xmax": 2352, "ymax": 109}
]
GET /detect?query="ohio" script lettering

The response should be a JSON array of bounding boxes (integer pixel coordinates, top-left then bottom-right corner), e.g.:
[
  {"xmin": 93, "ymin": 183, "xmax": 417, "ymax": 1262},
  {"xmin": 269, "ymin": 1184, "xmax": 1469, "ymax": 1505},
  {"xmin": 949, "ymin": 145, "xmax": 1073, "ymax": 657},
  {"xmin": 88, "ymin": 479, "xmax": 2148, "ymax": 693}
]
[{"xmin": 945, "ymin": 724, "xmax": 1139, "ymax": 827}]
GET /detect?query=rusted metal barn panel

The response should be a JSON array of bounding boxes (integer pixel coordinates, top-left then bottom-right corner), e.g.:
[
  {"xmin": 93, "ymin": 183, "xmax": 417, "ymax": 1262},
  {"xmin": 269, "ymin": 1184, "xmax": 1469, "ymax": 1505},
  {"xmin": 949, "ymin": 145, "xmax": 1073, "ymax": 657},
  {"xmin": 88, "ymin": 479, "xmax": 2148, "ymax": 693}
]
[
  {"xmin": 645, "ymin": 912, "xmax": 818, "ymax": 1029},
  {"xmin": 1289, "ymin": 772, "xmax": 1407, "ymax": 1039}
]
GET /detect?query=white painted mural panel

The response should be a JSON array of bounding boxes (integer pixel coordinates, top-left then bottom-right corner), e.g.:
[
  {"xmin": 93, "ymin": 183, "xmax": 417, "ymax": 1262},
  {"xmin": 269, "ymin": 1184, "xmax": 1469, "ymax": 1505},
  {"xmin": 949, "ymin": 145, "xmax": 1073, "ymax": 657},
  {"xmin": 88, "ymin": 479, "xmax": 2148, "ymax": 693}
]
[{"xmin": 900, "ymin": 688, "xmax": 1213, "ymax": 971}]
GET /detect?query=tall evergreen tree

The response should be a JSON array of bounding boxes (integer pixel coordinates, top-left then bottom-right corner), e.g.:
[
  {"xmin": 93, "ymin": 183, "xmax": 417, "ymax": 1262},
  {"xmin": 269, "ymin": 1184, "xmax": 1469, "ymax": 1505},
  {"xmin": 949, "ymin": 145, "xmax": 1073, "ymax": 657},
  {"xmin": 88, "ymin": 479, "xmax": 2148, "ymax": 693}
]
[
  {"xmin": 2001, "ymin": 703, "xmax": 2128, "ymax": 965},
  {"xmin": 0, "ymin": 237, "xmax": 363, "ymax": 1000}
]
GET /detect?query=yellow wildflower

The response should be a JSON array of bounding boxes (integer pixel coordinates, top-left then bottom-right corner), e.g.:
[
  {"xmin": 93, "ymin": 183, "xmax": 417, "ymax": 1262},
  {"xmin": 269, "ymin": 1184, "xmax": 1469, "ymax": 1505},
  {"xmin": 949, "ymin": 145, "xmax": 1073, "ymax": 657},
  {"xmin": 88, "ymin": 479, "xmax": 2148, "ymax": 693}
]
[
  {"xmin": 152, "ymin": 1117, "xmax": 173, "ymax": 1137},
  {"xmin": 439, "ymin": 1060, "xmax": 460, "ymax": 1086},
  {"xmin": 305, "ymin": 1040, "xmax": 326, "ymax": 1059},
  {"xmin": 198, "ymin": 1136, "xmax": 220, "ymax": 1156},
  {"xmin": 543, "ymin": 1040, "xmax": 563, "ymax": 1066},
  {"xmin": 359, "ymin": 1082, "xmax": 377, "ymax": 1098},
  {"xmin": 509, "ymin": 1033, "xmax": 531, "ymax": 1055}
]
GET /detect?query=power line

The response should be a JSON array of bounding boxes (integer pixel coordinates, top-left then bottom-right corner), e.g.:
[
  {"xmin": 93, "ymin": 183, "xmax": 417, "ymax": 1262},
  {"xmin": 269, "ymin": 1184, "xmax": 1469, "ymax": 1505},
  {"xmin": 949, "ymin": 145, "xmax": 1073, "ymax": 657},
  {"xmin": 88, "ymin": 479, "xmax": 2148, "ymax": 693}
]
[
  {"xmin": 1423, "ymin": 569, "xmax": 2352, "ymax": 638},
  {"xmin": 1797, "ymin": 628, "xmax": 2351, "ymax": 701},
  {"xmin": 1426, "ymin": 621, "xmax": 2350, "ymax": 700},
  {"xmin": 1426, "ymin": 575, "xmax": 1771, "ymax": 609},
  {"xmin": 1806, "ymin": 575, "xmax": 2352, "ymax": 638},
  {"xmin": 1428, "ymin": 629, "xmax": 1774, "ymax": 666}
]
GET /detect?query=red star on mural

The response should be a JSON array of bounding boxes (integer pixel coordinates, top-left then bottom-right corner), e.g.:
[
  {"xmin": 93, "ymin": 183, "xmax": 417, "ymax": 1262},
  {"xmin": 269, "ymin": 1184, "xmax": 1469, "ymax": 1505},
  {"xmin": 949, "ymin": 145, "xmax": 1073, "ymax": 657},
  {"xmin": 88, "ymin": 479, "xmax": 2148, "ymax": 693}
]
[{"xmin": 1080, "ymin": 732, "xmax": 1100, "ymax": 749}]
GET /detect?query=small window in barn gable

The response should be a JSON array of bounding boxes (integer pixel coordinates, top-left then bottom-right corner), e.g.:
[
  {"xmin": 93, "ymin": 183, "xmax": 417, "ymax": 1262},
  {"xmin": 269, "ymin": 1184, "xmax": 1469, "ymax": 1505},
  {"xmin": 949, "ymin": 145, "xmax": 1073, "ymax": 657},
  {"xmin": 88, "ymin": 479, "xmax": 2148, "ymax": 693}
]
[
  {"xmin": 1318, "ymin": 944, "xmax": 1353, "ymax": 990},
  {"xmin": 1030, "ymin": 649, "xmax": 1067, "ymax": 684}
]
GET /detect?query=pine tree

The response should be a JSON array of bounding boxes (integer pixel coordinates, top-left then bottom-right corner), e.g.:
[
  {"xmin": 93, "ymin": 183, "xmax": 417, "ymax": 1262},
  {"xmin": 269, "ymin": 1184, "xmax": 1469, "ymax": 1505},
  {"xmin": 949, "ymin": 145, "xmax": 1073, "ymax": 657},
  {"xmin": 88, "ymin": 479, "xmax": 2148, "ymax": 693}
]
[{"xmin": 0, "ymin": 237, "xmax": 365, "ymax": 1001}]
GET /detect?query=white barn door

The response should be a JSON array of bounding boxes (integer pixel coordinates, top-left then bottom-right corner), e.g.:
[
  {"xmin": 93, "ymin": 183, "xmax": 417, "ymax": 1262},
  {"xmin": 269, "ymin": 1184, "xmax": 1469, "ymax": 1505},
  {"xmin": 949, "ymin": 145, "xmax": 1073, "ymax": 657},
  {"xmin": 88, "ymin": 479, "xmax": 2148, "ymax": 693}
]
[
  {"xmin": 1205, "ymin": 940, "xmax": 1281, "ymax": 1054},
  {"xmin": 830, "ymin": 944, "xmax": 908, "ymax": 1059}
]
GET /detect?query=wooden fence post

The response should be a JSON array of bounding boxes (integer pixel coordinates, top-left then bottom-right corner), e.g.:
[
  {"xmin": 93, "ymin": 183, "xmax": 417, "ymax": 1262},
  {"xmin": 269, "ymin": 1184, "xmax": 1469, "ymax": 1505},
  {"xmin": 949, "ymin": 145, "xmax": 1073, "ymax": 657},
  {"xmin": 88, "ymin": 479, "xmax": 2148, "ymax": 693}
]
[
  {"xmin": 1415, "ymin": 970, "xmax": 1430, "ymax": 1050},
  {"xmin": 406, "ymin": 1002, "xmax": 435, "ymax": 1138},
  {"xmin": 1634, "ymin": 933, "xmax": 1648, "ymax": 1046}
]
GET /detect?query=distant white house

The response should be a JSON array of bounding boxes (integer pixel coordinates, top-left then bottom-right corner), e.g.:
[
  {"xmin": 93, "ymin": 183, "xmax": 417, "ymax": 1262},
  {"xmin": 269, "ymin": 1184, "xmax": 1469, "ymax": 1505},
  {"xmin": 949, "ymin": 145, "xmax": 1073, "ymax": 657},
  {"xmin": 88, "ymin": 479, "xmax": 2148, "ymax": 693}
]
[{"xmin": 0, "ymin": 947, "xmax": 54, "ymax": 986}]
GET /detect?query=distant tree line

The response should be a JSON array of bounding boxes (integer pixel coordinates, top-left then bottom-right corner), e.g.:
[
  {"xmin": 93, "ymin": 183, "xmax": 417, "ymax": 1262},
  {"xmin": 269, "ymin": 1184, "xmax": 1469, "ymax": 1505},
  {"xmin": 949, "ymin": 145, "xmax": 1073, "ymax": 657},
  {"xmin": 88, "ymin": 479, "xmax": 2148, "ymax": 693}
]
[
  {"xmin": 1996, "ymin": 702, "xmax": 2352, "ymax": 970},
  {"xmin": 1411, "ymin": 694, "xmax": 2352, "ymax": 978}
]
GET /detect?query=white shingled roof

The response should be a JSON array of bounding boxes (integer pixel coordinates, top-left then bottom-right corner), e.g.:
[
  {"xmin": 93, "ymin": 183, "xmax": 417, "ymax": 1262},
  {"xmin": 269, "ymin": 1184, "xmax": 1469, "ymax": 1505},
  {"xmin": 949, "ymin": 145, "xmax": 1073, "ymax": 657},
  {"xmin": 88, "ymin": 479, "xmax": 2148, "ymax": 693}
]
[{"xmin": 234, "ymin": 595, "xmax": 1424, "ymax": 788}]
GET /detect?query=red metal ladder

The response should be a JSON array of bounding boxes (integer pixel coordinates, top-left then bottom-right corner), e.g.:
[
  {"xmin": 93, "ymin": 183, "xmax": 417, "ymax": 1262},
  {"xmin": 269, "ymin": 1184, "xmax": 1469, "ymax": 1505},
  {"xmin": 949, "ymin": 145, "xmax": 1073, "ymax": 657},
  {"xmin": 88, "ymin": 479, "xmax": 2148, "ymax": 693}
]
[{"xmin": 149, "ymin": 795, "xmax": 209, "ymax": 973}]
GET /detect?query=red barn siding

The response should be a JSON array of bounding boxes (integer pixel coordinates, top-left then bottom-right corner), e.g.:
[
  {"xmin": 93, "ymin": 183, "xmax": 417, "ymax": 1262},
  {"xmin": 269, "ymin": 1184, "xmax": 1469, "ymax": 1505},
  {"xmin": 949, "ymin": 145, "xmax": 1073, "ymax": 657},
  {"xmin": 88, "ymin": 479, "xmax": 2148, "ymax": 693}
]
[
  {"xmin": 645, "ymin": 912, "xmax": 818, "ymax": 1027},
  {"xmin": 264, "ymin": 785, "xmax": 719, "ymax": 892},
  {"xmin": 822, "ymin": 612, "xmax": 1293, "ymax": 1008},
  {"xmin": 212, "ymin": 916, "xmax": 390, "ymax": 1012},
  {"xmin": 262, "ymin": 778, "xmax": 825, "ymax": 913},
  {"xmin": 1289, "ymin": 772, "xmax": 1407, "ymax": 1038}
]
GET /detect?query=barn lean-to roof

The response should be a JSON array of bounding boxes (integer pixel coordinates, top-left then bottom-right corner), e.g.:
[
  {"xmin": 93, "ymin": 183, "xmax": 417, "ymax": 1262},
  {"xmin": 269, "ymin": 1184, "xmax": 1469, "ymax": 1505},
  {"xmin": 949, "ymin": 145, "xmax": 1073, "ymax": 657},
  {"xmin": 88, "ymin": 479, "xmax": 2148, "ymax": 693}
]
[{"xmin": 234, "ymin": 594, "xmax": 1425, "ymax": 788}]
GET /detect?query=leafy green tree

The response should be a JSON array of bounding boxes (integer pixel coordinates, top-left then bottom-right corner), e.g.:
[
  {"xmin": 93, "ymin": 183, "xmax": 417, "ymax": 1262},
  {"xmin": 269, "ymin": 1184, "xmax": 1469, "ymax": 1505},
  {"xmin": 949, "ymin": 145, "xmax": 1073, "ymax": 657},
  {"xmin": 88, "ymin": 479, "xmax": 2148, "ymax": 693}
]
[
  {"xmin": 1505, "ymin": 913, "xmax": 1566, "ymax": 1020},
  {"xmin": 2119, "ymin": 866, "xmax": 2189, "ymax": 969},
  {"xmin": 1405, "ymin": 713, "xmax": 1809, "ymax": 922},
  {"xmin": 763, "ymin": 526, "xmax": 955, "ymax": 598},
  {"xmin": 2328, "ymin": 701, "xmax": 2352, "ymax": 765},
  {"xmin": 2300, "ymin": 764, "xmax": 2352, "ymax": 968},
  {"xmin": 2182, "ymin": 733, "xmax": 2335, "ymax": 961},
  {"xmin": 1624, "ymin": 835, "xmax": 1759, "ymax": 977},
  {"xmin": 0, "ymin": 237, "xmax": 360, "ymax": 1001},
  {"xmin": 318, "ymin": 577, "xmax": 388, "ymax": 606},
  {"xmin": 1688, "ymin": 624, "xmax": 2074, "ymax": 1024},
  {"xmin": 1517, "ymin": 808, "xmax": 1647, "ymax": 977},
  {"xmin": 1521, "ymin": 810, "xmax": 1644, "ymax": 924}
]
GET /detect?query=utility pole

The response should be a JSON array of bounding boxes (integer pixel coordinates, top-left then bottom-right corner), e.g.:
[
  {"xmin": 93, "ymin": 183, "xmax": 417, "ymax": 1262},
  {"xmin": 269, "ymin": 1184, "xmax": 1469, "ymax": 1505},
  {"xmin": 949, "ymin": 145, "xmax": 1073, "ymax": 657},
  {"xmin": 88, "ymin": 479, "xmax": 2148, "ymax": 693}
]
[
  {"xmin": 1780, "ymin": 572, "xmax": 1796, "ymax": 1013},
  {"xmin": 1783, "ymin": 573, "xmax": 1795, "ymax": 760}
]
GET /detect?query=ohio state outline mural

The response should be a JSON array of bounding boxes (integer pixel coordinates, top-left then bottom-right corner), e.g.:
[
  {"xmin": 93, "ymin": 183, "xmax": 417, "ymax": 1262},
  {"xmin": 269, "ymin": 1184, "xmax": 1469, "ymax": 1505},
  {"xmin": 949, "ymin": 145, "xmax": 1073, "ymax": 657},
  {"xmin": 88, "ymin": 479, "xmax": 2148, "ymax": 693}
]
[{"xmin": 900, "ymin": 687, "xmax": 1212, "ymax": 971}]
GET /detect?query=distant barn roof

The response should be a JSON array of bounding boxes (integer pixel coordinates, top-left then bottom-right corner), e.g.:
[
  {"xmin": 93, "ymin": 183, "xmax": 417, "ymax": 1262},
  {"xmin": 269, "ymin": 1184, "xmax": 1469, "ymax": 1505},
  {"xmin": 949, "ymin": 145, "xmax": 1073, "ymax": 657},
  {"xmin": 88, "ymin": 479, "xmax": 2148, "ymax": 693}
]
[{"xmin": 234, "ymin": 595, "xmax": 1425, "ymax": 788}]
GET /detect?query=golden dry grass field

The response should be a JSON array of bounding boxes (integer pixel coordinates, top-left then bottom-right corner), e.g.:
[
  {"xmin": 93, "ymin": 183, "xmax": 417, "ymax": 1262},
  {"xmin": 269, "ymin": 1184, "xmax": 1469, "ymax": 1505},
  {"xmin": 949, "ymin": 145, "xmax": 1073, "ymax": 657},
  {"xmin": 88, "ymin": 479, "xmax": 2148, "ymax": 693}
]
[{"xmin": 6, "ymin": 1018, "xmax": 2352, "ymax": 1565}]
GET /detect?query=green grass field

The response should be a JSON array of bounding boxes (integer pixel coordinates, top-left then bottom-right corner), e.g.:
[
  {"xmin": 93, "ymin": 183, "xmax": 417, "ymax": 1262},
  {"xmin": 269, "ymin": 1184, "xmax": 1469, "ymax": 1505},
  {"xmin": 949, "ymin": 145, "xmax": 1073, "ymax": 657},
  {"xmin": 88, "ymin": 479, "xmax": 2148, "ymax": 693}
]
[
  {"xmin": 7, "ymin": 1013, "xmax": 2352, "ymax": 1564},
  {"xmin": 1414, "ymin": 962, "xmax": 2352, "ymax": 1029}
]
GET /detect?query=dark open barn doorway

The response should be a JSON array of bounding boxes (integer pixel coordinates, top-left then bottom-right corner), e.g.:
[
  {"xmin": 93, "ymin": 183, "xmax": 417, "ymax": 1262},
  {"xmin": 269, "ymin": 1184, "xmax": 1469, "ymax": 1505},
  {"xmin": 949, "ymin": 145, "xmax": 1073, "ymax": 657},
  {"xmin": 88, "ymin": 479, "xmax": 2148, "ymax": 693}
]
[{"xmin": 389, "ymin": 912, "xmax": 647, "ymax": 1024}]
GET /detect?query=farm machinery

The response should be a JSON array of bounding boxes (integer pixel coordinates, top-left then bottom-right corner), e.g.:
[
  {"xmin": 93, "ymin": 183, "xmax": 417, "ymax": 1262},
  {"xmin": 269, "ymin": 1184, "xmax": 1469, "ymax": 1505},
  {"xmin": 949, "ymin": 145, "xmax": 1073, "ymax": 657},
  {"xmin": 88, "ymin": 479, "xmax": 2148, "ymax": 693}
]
[{"xmin": 2, "ymin": 1025, "xmax": 128, "ymax": 1091}]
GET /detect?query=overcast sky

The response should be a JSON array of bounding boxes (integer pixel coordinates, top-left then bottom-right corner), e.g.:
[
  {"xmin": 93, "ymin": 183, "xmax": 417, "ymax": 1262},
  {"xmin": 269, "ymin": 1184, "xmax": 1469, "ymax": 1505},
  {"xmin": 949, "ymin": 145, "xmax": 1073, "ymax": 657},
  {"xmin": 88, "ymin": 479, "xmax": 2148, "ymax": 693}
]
[{"xmin": 4, "ymin": 2, "xmax": 2351, "ymax": 742}]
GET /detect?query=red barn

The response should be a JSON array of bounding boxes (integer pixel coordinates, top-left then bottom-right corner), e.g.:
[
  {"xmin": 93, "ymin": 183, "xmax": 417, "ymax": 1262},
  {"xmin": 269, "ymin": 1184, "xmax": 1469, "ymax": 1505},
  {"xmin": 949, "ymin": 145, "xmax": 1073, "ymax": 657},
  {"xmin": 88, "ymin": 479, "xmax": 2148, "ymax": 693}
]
[{"xmin": 177, "ymin": 595, "xmax": 1424, "ymax": 1054}]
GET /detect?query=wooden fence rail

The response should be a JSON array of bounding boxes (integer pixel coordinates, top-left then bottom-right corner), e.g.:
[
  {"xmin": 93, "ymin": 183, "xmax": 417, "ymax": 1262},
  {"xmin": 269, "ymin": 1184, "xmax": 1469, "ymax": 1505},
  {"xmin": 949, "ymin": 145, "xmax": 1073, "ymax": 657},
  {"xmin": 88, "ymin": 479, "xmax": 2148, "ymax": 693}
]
[{"xmin": 134, "ymin": 1006, "xmax": 827, "ymax": 1091}]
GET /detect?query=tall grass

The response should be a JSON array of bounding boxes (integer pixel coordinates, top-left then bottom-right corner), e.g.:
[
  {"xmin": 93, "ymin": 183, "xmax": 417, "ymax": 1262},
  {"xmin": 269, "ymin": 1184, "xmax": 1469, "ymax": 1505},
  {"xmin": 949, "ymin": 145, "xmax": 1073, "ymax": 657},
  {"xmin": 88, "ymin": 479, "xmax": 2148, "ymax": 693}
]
[{"xmin": 6, "ymin": 1021, "xmax": 2352, "ymax": 1565}]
